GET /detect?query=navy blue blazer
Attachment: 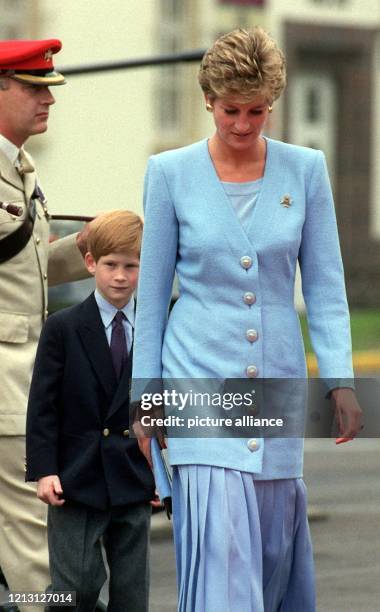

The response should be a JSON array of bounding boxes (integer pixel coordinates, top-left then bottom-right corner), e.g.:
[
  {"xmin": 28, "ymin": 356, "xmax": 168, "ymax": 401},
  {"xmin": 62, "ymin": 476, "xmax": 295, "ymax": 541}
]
[
  {"xmin": 132, "ymin": 137, "xmax": 354, "ymax": 479},
  {"xmin": 26, "ymin": 293, "xmax": 155, "ymax": 510}
]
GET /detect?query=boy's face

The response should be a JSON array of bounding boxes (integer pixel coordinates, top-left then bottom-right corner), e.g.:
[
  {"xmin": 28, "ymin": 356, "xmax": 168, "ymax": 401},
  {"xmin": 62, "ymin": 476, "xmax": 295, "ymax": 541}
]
[{"xmin": 85, "ymin": 252, "xmax": 139, "ymax": 309}]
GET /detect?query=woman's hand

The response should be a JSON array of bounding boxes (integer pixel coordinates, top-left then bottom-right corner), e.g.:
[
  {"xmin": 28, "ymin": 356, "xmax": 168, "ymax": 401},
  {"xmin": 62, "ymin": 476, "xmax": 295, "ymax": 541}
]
[
  {"xmin": 150, "ymin": 489, "xmax": 163, "ymax": 509},
  {"xmin": 131, "ymin": 399, "xmax": 167, "ymax": 469},
  {"xmin": 331, "ymin": 388, "xmax": 363, "ymax": 444},
  {"xmin": 133, "ymin": 421, "xmax": 167, "ymax": 469},
  {"xmin": 133, "ymin": 423, "xmax": 153, "ymax": 469}
]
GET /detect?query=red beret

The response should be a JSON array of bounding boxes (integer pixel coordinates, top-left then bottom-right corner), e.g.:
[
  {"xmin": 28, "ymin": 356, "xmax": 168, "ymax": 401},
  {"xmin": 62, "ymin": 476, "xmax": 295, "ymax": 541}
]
[{"xmin": 0, "ymin": 39, "xmax": 65, "ymax": 85}]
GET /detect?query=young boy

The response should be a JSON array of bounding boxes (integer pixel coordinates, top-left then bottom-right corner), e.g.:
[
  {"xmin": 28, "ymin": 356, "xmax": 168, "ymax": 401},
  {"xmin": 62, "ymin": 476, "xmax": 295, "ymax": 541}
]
[{"xmin": 26, "ymin": 210, "xmax": 155, "ymax": 612}]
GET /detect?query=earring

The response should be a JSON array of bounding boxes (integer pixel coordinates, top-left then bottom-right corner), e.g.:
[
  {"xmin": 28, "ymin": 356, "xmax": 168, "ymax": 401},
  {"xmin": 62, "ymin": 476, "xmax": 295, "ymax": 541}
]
[
  {"xmin": 206, "ymin": 103, "xmax": 213, "ymax": 112},
  {"xmin": 268, "ymin": 105, "xmax": 273, "ymax": 113}
]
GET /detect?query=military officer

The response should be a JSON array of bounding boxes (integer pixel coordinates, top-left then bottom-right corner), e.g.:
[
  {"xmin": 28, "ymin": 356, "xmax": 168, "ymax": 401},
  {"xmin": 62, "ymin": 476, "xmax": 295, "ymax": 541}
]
[{"xmin": 0, "ymin": 39, "xmax": 89, "ymax": 610}]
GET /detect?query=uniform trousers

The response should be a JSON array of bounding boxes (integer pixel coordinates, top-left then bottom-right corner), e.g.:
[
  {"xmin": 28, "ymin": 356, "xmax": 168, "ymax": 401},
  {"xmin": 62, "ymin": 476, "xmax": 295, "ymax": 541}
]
[
  {"xmin": 47, "ymin": 500, "xmax": 151, "ymax": 612},
  {"xmin": 0, "ymin": 436, "xmax": 50, "ymax": 612},
  {"xmin": 172, "ymin": 465, "xmax": 316, "ymax": 612}
]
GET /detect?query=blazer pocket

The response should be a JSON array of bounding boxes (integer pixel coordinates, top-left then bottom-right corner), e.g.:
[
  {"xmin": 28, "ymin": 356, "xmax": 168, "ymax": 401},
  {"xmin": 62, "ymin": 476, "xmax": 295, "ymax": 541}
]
[{"xmin": 0, "ymin": 312, "xmax": 29, "ymax": 343}]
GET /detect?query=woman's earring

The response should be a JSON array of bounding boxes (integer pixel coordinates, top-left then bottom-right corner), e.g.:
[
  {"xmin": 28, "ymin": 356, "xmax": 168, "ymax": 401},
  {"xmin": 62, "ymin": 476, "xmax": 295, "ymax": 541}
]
[
  {"xmin": 206, "ymin": 103, "xmax": 213, "ymax": 112},
  {"xmin": 268, "ymin": 105, "xmax": 273, "ymax": 113}
]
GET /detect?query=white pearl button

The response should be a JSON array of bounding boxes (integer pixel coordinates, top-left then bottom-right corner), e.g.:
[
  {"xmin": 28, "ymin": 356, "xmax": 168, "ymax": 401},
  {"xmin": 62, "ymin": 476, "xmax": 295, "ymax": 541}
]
[
  {"xmin": 246, "ymin": 329, "xmax": 258, "ymax": 342},
  {"xmin": 247, "ymin": 439, "xmax": 260, "ymax": 452},
  {"xmin": 246, "ymin": 365, "xmax": 258, "ymax": 378},
  {"xmin": 243, "ymin": 292, "xmax": 256, "ymax": 305},
  {"xmin": 240, "ymin": 256, "xmax": 252, "ymax": 269}
]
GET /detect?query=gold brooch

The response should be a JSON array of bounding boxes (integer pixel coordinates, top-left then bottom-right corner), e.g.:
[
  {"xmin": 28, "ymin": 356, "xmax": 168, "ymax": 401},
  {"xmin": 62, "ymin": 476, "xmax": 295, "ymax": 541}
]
[{"xmin": 281, "ymin": 194, "xmax": 292, "ymax": 208}]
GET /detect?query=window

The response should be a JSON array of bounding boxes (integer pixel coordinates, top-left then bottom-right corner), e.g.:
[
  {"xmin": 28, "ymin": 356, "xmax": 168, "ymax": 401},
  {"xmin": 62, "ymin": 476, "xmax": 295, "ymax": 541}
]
[
  {"xmin": 218, "ymin": 0, "xmax": 265, "ymax": 6},
  {"xmin": 0, "ymin": 0, "xmax": 25, "ymax": 38},
  {"xmin": 156, "ymin": 0, "xmax": 186, "ymax": 133},
  {"xmin": 290, "ymin": 72, "xmax": 337, "ymax": 184},
  {"xmin": 306, "ymin": 86, "xmax": 321, "ymax": 123}
]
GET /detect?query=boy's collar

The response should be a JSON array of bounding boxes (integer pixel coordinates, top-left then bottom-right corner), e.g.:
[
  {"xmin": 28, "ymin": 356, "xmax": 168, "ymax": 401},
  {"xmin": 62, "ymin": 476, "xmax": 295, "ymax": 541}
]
[{"xmin": 94, "ymin": 289, "xmax": 135, "ymax": 327}]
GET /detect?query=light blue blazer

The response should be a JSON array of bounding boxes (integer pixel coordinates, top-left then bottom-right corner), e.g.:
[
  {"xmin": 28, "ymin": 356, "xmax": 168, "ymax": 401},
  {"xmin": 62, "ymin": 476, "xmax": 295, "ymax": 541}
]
[{"xmin": 132, "ymin": 137, "xmax": 354, "ymax": 479}]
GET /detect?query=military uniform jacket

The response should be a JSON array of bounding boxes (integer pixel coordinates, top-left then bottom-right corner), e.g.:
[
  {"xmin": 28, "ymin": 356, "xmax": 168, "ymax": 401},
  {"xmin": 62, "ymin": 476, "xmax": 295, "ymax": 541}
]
[
  {"xmin": 0, "ymin": 148, "xmax": 87, "ymax": 435},
  {"xmin": 132, "ymin": 137, "xmax": 354, "ymax": 479}
]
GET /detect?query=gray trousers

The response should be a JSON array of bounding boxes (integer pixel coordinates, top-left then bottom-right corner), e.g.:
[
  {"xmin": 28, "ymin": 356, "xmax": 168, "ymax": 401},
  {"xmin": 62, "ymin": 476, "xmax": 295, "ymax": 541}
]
[{"xmin": 47, "ymin": 501, "xmax": 151, "ymax": 612}]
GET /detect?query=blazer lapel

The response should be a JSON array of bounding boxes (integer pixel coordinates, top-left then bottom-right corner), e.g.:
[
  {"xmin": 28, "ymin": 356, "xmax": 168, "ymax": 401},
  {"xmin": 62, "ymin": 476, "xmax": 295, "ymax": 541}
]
[
  {"xmin": 244, "ymin": 138, "xmax": 287, "ymax": 246},
  {"xmin": 191, "ymin": 137, "xmax": 285, "ymax": 254},
  {"xmin": 77, "ymin": 294, "xmax": 117, "ymax": 402},
  {"xmin": 192, "ymin": 140, "xmax": 253, "ymax": 255},
  {"xmin": 21, "ymin": 150, "xmax": 39, "ymax": 204},
  {"xmin": 0, "ymin": 149, "xmax": 24, "ymax": 192}
]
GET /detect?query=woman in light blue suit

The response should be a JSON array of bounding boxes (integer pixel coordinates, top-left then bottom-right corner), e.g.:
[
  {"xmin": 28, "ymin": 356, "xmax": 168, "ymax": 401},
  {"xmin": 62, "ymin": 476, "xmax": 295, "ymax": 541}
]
[{"xmin": 132, "ymin": 27, "xmax": 362, "ymax": 611}]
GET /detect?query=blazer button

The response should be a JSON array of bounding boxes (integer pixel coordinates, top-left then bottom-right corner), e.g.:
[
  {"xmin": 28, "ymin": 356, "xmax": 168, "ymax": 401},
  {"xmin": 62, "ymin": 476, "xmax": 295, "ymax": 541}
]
[
  {"xmin": 240, "ymin": 256, "xmax": 252, "ymax": 269},
  {"xmin": 246, "ymin": 365, "xmax": 258, "ymax": 378},
  {"xmin": 43, "ymin": 273, "xmax": 48, "ymax": 280},
  {"xmin": 35, "ymin": 237, "xmax": 41, "ymax": 245},
  {"xmin": 122, "ymin": 429, "xmax": 130, "ymax": 437},
  {"xmin": 246, "ymin": 329, "xmax": 258, "ymax": 343},
  {"xmin": 247, "ymin": 438, "xmax": 260, "ymax": 452},
  {"xmin": 243, "ymin": 292, "xmax": 256, "ymax": 305},
  {"xmin": 103, "ymin": 428, "xmax": 110, "ymax": 437}
]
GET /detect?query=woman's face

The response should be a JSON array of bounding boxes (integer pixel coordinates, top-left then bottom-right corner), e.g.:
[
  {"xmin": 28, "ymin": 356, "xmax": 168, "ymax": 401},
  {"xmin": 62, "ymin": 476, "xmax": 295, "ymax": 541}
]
[{"xmin": 206, "ymin": 94, "xmax": 270, "ymax": 152}]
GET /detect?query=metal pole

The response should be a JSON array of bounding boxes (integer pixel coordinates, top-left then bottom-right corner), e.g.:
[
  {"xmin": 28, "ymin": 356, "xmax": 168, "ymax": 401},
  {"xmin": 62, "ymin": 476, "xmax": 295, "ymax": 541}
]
[
  {"xmin": 59, "ymin": 49, "xmax": 206, "ymax": 77},
  {"xmin": 50, "ymin": 215, "xmax": 94, "ymax": 222}
]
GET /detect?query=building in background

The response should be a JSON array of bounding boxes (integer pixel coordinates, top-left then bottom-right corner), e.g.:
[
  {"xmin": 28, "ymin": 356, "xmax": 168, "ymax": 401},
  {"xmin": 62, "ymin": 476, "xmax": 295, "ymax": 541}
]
[
  {"xmin": 154, "ymin": 0, "xmax": 380, "ymax": 307},
  {"xmin": 0, "ymin": 0, "xmax": 34, "ymax": 38},
  {"xmin": 1, "ymin": 0, "xmax": 379, "ymax": 305}
]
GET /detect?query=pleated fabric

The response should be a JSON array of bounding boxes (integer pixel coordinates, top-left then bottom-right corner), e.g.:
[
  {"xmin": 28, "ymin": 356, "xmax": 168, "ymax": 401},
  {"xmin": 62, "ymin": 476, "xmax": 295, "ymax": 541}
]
[{"xmin": 172, "ymin": 466, "xmax": 315, "ymax": 612}]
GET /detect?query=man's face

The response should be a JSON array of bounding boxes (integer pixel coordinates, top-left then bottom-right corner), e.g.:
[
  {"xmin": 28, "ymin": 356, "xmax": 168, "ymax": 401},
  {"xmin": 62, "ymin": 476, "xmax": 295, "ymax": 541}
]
[{"xmin": 0, "ymin": 78, "xmax": 55, "ymax": 147}]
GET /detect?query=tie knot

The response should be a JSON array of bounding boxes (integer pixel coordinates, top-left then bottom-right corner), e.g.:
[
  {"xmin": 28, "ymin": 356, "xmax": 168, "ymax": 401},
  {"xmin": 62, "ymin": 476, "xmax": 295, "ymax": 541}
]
[
  {"xmin": 16, "ymin": 149, "xmax": 35, "ymax": 175},
  {"xmin": 113, "ymin": 311, "xmax": 125, "ymax": 326}
]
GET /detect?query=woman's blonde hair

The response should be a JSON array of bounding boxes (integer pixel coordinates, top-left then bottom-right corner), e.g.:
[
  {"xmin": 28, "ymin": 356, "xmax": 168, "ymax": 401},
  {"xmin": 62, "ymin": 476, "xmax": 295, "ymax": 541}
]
[
  {"xmin": 87, "ymin": 210, "xmax": 143, "ymax": 261},
  {"xmin": 198, "ymin": 27, "xmax": 286, "ymax": 103}
]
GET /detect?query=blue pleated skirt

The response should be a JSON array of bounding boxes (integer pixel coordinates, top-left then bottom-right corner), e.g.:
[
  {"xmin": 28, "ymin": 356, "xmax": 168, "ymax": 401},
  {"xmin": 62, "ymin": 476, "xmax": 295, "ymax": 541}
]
[{"xmin": 172, "ymin": 466, "xmax": 316, "ymax": 612}]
